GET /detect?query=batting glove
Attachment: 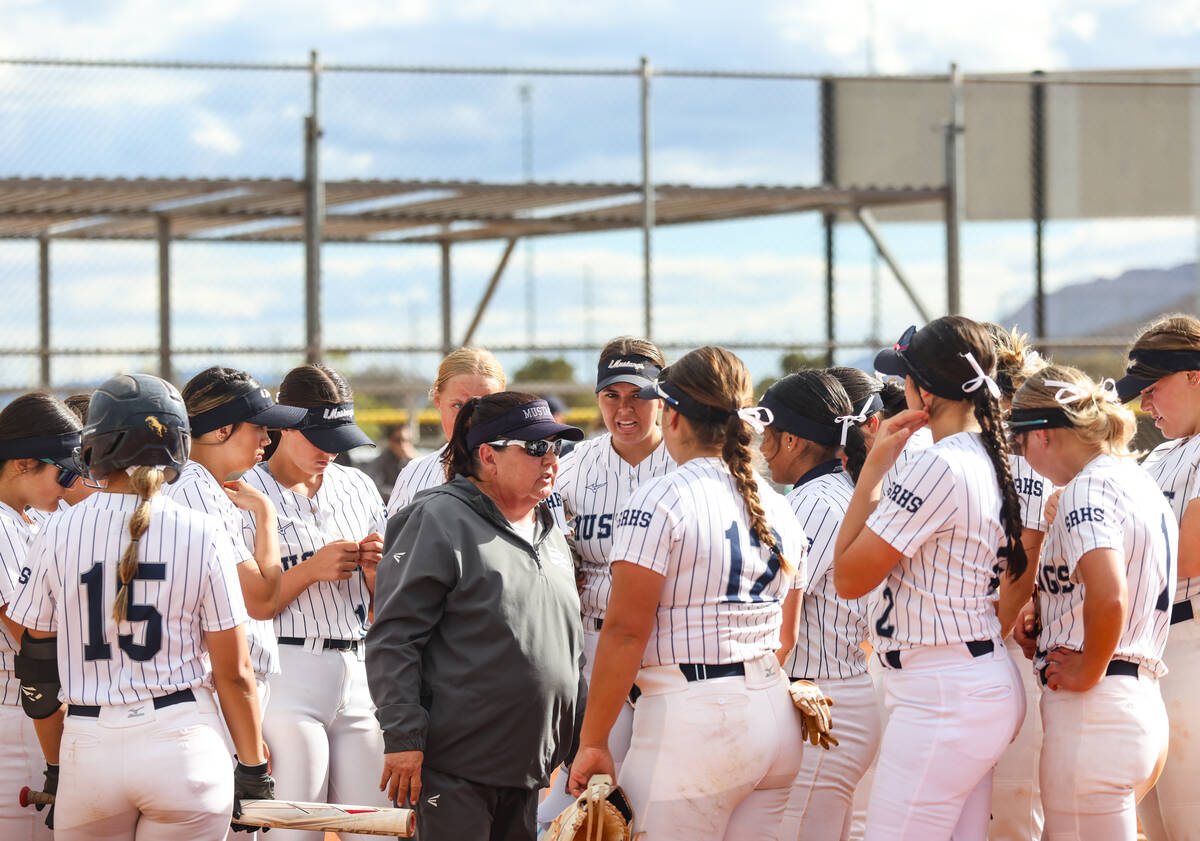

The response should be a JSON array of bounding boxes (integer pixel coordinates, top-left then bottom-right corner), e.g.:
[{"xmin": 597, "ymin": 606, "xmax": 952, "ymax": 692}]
[{"xmin": 232, "ymin": 758, "xmax": 275, "ymax": 834}]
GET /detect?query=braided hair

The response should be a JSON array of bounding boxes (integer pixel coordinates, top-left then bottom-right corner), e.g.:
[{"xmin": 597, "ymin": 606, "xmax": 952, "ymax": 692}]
[{"xmin": 113, "ymin": 465, "xmax": 165, "ymax": 622}]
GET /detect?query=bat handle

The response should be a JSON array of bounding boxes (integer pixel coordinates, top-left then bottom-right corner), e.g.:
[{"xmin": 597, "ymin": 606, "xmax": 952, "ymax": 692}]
[{"xmin": 19, "ymin": 786, "xmax": 55, "ymax": 808}]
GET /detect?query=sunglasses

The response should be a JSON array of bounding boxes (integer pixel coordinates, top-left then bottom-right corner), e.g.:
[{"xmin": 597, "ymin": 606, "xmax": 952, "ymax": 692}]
[
  {"xmin": 486, "ymin": 438, "xmax": 565, "ymax": 458},
  {"xmin": 39, "ymin": 458, "xmax": 81, "ymax": 489}
]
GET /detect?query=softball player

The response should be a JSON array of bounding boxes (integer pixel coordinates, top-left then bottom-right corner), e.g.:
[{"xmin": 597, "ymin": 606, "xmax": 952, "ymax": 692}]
[
  {"xmin": 241, "ymin": 363, "xmax": 388, "ymax": 841},
  {"xmin": 568, "ymin": 346, "xmax": 809, "ymax": 841},
  {"xmin": 985, "ymin": 323, "xmax": 1053, "ymax": 841},
  {"xmin": 537, "ymin": 337, "xmax": 673, "ymax": 829},
  {"xmin": 8, "ymin": 374, "xmax": 272, "ymax": 841},
  {"xmin": 1011, "ymin": 365, "xmax": 1173, "ymax": 839},
  {"xmin": 835, "ymin": 316, "xmax": 1028, "ymax": 841},
  {"xmin": 167, "ymin": 367, "xmax": 309, "ymax": 707},
  {"xmin": 1112, "ymin": 315, "xmax": 1200, "ymax": 841},
  {"xmin": 758, "ymin": 371, "xmax": 880, "ymax": 841},
  {"xmin": 385, "ymin": 346, "xmax": 505, "ymax": 515},
  {"xmin": 0, "ymin": 394, "xmax": 81, "ymax": 840}
]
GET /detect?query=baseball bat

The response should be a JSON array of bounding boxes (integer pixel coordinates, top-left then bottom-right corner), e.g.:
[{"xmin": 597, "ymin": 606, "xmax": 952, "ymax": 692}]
[{"xmin": 18, "ymin": 788, "xmax": 415, "ymax": 837}]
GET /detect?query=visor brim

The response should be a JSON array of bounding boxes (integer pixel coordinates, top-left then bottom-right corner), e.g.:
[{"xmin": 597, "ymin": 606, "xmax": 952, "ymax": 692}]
[
  {"xmin": 597, "ymin": 373, "xmax": 656, "ymax": 393},
  {"xmin": 300, "ymin": 424, "xmax": 376, "ymax": 454},
  {"xmin": 505, "ymin": 420, "xmax": 585, "ymax": 443},
  {"xmin": 1114, "ymin": 373, "xmax": 1157, "ymax": 404},
  {"xmin": 247, "ymin": 403, "xmax": 309, "ymax": 430},
  {"xmin": 873, "ymin": 348, "xmax": 910, "ymax": 378}
]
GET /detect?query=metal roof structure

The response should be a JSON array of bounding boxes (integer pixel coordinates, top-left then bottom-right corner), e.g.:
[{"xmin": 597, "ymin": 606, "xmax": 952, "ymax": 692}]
[{"xmin": 0, "ymin": 176, "xmax": 944, "ymax": 244}]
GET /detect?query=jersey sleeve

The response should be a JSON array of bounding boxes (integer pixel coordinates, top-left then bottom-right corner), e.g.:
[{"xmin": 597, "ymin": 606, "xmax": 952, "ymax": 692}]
[
  {"xmin": 198, "ymin": 528, "xmax": 250, "ymax": 632},
  {"xmin": 1055, "ymin": 477, "xmax": 1126, "ymax": 572},
  {"xmin": 1011, "ymin": 456, "xmax": 1049, "ymax": 532},
  {"xmin": 609, "ymin": 478, "xmax": 680, "ymax": 576},
  {"xmin": 6, "ymin": 530, "xmax": 58, "ymax": 632},
  {"xmin": 866, "ymin": 448, "xmax": 958, "ymax": 557}
]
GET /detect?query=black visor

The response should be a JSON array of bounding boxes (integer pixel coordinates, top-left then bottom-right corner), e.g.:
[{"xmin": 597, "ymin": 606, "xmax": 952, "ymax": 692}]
[
  {"xmin": 466, "ymin": 399, "xmax": 585, "ymax": 450},
  {"xmin": 0, "ymin": 430, "xmax": 83, "ymax": 473},
  {"xmin": 596, "ymin": 355, "xmax": 662, "ymax": 393},
  {"xmin": 1114, "ymin": 348, "xmax": 1200, "ymax": 403},
  {"xmin": 189, "ymin": 387, "xmax": 308, "ymax": 437},
  {"xmin": 296, "ymin": 402, "xmax": 374, "ymax": 454}
]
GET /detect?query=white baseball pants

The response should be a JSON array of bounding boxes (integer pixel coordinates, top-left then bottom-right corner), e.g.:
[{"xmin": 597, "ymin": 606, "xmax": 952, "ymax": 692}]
[
  {"xmin": 779, "ymin": 671, "xmax": 881, "ymax": 841},
  {"xmin": 1138, "ymin": 614, "xmax": 1200, "ymax": 841},
  {"xmin": 988, "ymin": 637, "xmax": 1043, "ymax": 841},
  {"xmin": 1041, "ymin": 668, "xmax": 1169, "ymax": 841},
  {"xmin": 263, "ymin": 643, "xmax": 388, "ymax": 841},
  {"xmin": 864, "ymin": 641, "xmax": 1024, "ymax": 841},
  {"xmin": 54, "ymin": 688, "xmax": 233, "ymax": 841},
  {"xmin": 618, "ymin": 653, "xmax": 806, "ymax": 841},
  {"xmin": 0, "ymin": 702, "xmax": 53, "ymax": 841}
]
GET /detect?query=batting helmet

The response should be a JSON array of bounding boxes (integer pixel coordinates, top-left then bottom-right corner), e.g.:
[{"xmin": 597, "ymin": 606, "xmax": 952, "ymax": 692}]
[{"xmin": 82, "ymin": 374, "xmax": 190, "ymax": 482}]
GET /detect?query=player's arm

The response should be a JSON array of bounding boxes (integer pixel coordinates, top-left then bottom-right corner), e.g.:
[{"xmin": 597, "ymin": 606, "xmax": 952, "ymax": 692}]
[
  {"xmin": 6, "ymin": 611, "xmax": 65, "ymax": 763},
  {"xmin": 1043, "ymin": 547, "xmax": 1125, "ymax": 692},
  {"xmin": 207, "ymin": 624, "xmax": 266, "ymax": 764},
  {"xmin": 1177, "ymin": 498, "xmax": 1200, "ymax": 579},
  {"xmin": 996, "ymin": 527, "xmax": 1045, "ymax": 637},
  {"xmin": 776, "ymin": 586, "xmax": 803, "ymax": 666},
  {"xmin": 224, "ymin": 481, "xmax": 283, "ymax": 620},
  {"xmin": 569, "ymin": 560, "xmax": 661, "ymax": 796}
]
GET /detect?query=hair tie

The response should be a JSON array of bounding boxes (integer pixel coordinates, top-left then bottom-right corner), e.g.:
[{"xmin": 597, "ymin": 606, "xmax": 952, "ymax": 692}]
[
  {"xmin": 1042, "ymin": 379, "xmax": 1097, "ymax": 405},
  {"xmin": 960, "ymin": 352, "xmax": 1002, "ymax": 400},
  {"xmin": 1098, "ymin": 378, "xmax": 1119, "ymax": 403},
  {"xmin": 833, "ymin": 398, "xmax": 873, "ymax": 447},
  {"xmin": 736, "ymin": 406, "xmax": 774, "ymax": 435}
]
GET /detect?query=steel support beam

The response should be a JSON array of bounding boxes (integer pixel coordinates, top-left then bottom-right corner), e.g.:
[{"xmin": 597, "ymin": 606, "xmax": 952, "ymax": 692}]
[
  {"xmin": 37, "ymin": 235, "xmax": 50, "ymax": 388},
  {"xmin": 157, "ymin": 216, "xmax": 172, "ymax": 382},
  {"xmin": 640, "ymin": 56, "xmax": 655, "ymax": 341},
  {"xmin": 462, "ymin": 238, "xmax": 519, "ymax": 347},
  {"xmin": 945, "ymin": 62, "xmax": 965, "ymax": 315},
  {"xmin": 440, "ymin": 240, "xmax": 453, "ymax": 354},
  {"xmin": 854, "ymin": 209, "xmax": 932, "ymax": 323},
  {"xmin": 1032, "ymin": 70, "xmax": 1047, "ymax": 340},
  {"xmin": 820, "ymin": 77, "xmax": 836, "ymax": 365},
  {"xmin": 304, "ymin": 49, "xmax": 323, "ymax": 364}
]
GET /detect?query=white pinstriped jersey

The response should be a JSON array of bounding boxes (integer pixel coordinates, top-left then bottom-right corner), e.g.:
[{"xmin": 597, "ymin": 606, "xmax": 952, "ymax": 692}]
[
  {"xmin": 783, "ymin": 464, "xmax": 869, "ymax": 680},
  {"xmin": 1034, "ymin": 454, "xmax": 1176, "ymax": 677},
  {"xmin": 8, "ymin": 493, "xmax": 247, "ymax": 706},
  {"xmin": 546, "ymin": 434, "xmax": 674, "ymax": 622},
  {"xmin": 865, "ymin": 432, "xmax": 1007, "ymax": 652},
  {"xmin": 243, "ymin": 462, "xmax": 385, "ymax": 640},
  {"xmin": 1011, "ymin": 453, "xmax": 1050, "ymax": 532},
  {"xmin": 610, "ymin": 457, "xmax": 808, "ymax": 666},
  {"xmin": 881, "ymin": 425, "xmax": 933, "ymax": 497},
  {"xmin": 385, "ymin": 445, "xmax": 448, "ymax": 516},
  {"xmin": 1141, "ymin": 434, "xmax": 1200, "ymax": 603},
  {"xmin": 164, "ymin": 461, "xmax": 279, "ymax": 676},
  {"xmin": 0, "ymin": 502, "xmax": 36, "ymax": 706}
]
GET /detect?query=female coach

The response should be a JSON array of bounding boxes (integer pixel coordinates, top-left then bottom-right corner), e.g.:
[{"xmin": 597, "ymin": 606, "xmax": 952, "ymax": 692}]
[
  {"xmin": 1012, "ymin": 365, "xmax": 1172, "ymax": 839},
  {"xmin": 568, "ymin": 346, "xmax": 809, "ymax": 841},
  {"xmin": 9, "ymin": 374, "xmax": 271, "ymax": 840},
  {"xmin": 834, "ymin": 316, "xmax": 1028, "ymax": 841},
  {"xmin": 368, "ymin": 393, "xmax": 586, "ymax": 841},
  {"xmin": 758, "ymin": 370, "xmax": 879, "ymax": 841},
  {"xmin": 385, "ymin": 346, "xmax": 505, "ymax": 515},
  {"xmin": 0, "ymin": 393, "xmax": 81, "ymax": 840},
  {"xmin": 1112, "ymin": 314, "xmax": 1200, "ymax": 841},
  {"xmin": 241, "ymin": 363, "xmax": 389, "ymax": 840},
  {"xmin": 169, "ymin": 366, "xmax": 308, "ymax": 710}
]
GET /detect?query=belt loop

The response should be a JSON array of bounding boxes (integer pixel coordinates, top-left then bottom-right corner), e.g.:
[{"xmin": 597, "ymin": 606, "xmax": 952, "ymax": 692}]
[{"xmin": 304, "ymin": 637, "xmax": 323, "ymax": 655}]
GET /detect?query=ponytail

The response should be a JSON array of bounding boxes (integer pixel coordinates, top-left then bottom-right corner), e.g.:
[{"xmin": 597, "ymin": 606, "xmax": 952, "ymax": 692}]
[
  {"xmin": 842, "ymin": 424, "xmax": 868, "ymax": 482},
  {"xmin": 113, "ymin": 466, "xmax": 165, "ymax": 623},
  {"xmin": 970, "ymin": 391, "xmax": 1028, "ymax": 581},
  {"xmin": 442, "ymin": 396, "xmax": 483, "ymax": 480},
  {"xmin": 721, "ymin": 415, "xmax": 793, "ymax": 575}
]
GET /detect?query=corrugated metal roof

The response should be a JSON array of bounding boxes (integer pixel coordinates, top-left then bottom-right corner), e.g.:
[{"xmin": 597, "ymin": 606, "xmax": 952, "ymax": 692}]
[{"xmin": 0, "ymin": 177, "xmax": 946, "ymax": 243}]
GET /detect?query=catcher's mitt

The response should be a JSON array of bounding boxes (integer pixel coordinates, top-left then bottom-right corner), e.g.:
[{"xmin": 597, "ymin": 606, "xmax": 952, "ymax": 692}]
[
  {"xmin": 789, "ymin": 680, "xmax": 838, "ymax": 750},
  {"xmin": 544, "ymin": 774, "xmax": 632, "ymax": 841}
]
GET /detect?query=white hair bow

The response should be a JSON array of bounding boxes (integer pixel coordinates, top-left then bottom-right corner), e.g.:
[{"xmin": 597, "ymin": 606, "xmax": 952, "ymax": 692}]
[
  {"xmin": 960, "ymin": 352, "xmax": 1002, "ymax": 400},
  {"xmin": 834, "ymin": 396, "xmax": 874, "ymax": 447},
  {"xmin": 1044, "ymin": 377, "xmax": 1119, "ymax": 405},
  {"xmin": 737, "ymin": 406, "xmax": 774, "ymax": 435}
]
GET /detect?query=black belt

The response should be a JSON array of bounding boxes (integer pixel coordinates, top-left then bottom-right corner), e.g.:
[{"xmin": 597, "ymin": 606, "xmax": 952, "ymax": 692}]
[
  {"xmin": 1172, "ymin": 600, "xmax": 1194, "ymax": 625},
  {"xmin": 882, "ymin": 639, "xmax": 994, "ymax": 669},
  {"xmin": 68, "ymin": 688, "xmax": 195, "ymax": 718},
  {"xmin": 278, "ymin": 636, "xmax": 361, "ymax": 651},
  {"xmin": 1038, "ymin": 658, "xmax": 1141, "ymax": 686},
  {"xmin": 592, "ymin": 618, "xmax": 603, "ymax": 631},
  {"xmin": 629, "ymin": 662, "xmax": 746, "ymax": 706}
]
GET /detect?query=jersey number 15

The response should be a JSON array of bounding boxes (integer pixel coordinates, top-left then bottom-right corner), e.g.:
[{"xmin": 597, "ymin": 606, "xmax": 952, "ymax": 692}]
[{"xmin": 81, "ymin": 562, "xmax": 165, "ymax": 662}]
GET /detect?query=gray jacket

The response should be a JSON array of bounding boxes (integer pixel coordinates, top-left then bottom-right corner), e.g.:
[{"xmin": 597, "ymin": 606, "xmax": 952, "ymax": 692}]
[{"xmin": 366, "ymin": 476, "xmax": 586, "ymax": 790}]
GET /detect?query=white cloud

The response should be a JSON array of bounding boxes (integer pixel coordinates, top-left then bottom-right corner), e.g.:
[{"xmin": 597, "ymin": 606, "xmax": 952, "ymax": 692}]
[{"xmin": 192, "ymin": 110, "xmax": 243, "ymax": 155}]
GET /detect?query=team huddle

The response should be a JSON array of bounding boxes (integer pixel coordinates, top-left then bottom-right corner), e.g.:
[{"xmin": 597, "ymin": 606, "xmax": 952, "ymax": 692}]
[{"xmin": 0, "ymin": 312, "xmax": 1196, "ymax": 841}]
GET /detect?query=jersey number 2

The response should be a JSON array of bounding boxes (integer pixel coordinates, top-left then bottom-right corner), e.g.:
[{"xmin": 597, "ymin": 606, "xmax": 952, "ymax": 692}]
[
  {"xmin": 81, "ymin": 562, "xmax": 165, "ymax": 662},
  {"xmin": 723, "ymin": 522, "xmax": 781, "ymax": 603}
]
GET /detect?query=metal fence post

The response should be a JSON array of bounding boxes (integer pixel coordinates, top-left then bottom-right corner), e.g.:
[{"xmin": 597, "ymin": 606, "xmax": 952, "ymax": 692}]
[
  {"xmin": 157, "ymin": 216, "xmax": 172, "ymax": 382},
  {"xmin": 820, "ymin": 77, "xmax": 836, "ymax": 366},
  {"xmin": 945, "ymin": 62, "xmax": 965, "ymax": 315},
  {"xmin": 1031, "ymin": 70, "xmax": 1047, "ymax": 341},
  {"xmin": 304, "ymin": 49, "xmax": 324, "ymax": 365},
  {"xmin": 38, "ymin": 235, "xmax": 50, "ymax": 388},
  {"xmin": 640, "ymin": 56, "xmax": 654, "ymax": 341}
]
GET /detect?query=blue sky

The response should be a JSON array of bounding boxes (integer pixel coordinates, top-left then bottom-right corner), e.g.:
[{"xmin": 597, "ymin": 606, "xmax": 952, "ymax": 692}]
[{"xmin": 1, "ymin": 0, "xmax": 1199, "ymax": 389}]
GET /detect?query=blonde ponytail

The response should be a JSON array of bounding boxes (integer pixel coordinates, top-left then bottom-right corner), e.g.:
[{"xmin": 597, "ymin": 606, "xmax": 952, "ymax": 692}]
[{"xmin": 113, "ymin": 466, "xmax": 165, "ymax": 622}]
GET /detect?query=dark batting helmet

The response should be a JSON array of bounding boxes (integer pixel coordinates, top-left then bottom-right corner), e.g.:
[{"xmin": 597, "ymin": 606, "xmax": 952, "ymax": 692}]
[{"xmin": 82, "ymin": 374, "xmax": 191, "ymax": 482}]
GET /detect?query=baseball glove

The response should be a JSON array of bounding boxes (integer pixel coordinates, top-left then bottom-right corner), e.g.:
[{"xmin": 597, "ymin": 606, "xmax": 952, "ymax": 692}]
[
  {"xmin": 789, "ymin": 680, "xmax": 838, "ymax": 750},
  {"xmin": 544, "ymin": 774, "xmax": 632, "ymax": 841}
]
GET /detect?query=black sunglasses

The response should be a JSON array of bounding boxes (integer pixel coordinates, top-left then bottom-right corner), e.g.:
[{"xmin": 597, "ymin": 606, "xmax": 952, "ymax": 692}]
[
  {"xmin": 486, "ymin": 438, "xmax": 565, "ymax": 458},
  {"xmin": 39, "ymin": 458, "xmax": 81, "ymax": 489}
]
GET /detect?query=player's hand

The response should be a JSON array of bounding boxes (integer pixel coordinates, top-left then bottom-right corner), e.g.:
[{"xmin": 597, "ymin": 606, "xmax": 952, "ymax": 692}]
[
  {"xmin": 381, "ymin": 750, "xmax": 423, "ymax": 806},
  {"xmin": 567, "ymin": 745, "xmax": 615, "ymax": 797},
  {"xmin": 1013, "ymin": 601, "xmax": 1038, "ymax": 660},
  {"xmin": 38, "ymin": 763, "xmax": 57, "ymax": 829},
  {"xmin": 232, "ymin": 758, "xmax": 275, "ymax": 833},
  {"xmin": 222, "ymin": 480, "xmax": 271, "ymax": 514},
  {"xmin": 1044, "ymin": 488, "xmax": 1063, "ymax": 526},
  {"xmin": 358, "ymin": 532, "xmax": 384, "ymax": 566},
  {"xmin": 1043, "ymin": 646, "xmax": 1099, "ymax": 692},
  {"xmin": 307, "ymin": 540, "xmax": 361, "ymax": 582},
  {"xmin": 864, "ymin": 409, "xmax": 929, "ymax": 473}
]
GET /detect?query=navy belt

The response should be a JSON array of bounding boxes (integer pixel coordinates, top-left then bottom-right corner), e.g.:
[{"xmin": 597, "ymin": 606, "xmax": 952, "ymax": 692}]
[
  {"xmin": 882, "ymin": 639, "xmax": 994, "ymax": 669},
  {"xmin": 1171, "ymin": 600, "xmax": 1194, "ymax": 625},
  {"xmin": 1038, "ymin": 658, "xmax": 1140, "ymax": 686},
  {"xmin": 629, "ymin": 662, "xmax": 746, "ymax": 706},
  {"xmin": 278, "ymin": 636, "xmax": 361, "ymax": 651},
  {"xmin": 592, "ymin": 618, "xmax": 604, "ymax": 631},
  {"xmin": 68, "ymin": 688, "xmax": 195, "ymax": 718}
]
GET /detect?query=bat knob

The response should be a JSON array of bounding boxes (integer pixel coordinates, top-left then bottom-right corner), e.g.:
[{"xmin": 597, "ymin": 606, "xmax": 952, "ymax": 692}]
[{"xmin": 18, "ymin": 787, "xmax": 30, "ymax": 808}]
